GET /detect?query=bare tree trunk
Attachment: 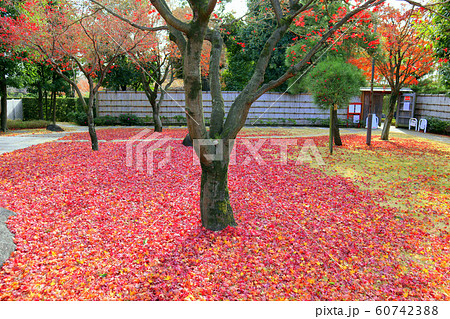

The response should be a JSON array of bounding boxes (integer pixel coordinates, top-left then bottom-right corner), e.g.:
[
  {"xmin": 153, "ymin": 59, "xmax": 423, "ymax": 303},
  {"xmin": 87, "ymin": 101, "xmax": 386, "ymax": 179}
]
[
  {"xmin": 38, "ymin": 81, "xmax": 44, "ymax": 120},
  {"xmin": 38, "ymin": 64, "xmax": 44, "ymax": 120},
  {"xmin": 0, "ymin": 76, "xmax": 7, "ymax": 133},
  {"xmin": 86, "ymin": 101, "xmax": 98, "ymax": 151},
  {"xmin": 146, "ymin": 90, "xmax": 163, "ymax": 133},
  {"xmin": 329, "ymin": 106, "xmax": 334, "ymax": 154},
  {"xmin": 381, "ymin": 89, "xmax": 399, "ymax": 141},
  {"xmin": 141, "ymin": 73, "xmax": 164, "ymax": 133},
  {"xmin": 153, "ymin": 105, "xmax": 162, "ymax": 132},
  {"xmin": 200, "ymin": 158, "xmax": 236, "ymax": 231},
  {"xmin": 332, "ymin": 106, "xmax": 342, "ymax": 146},
  {"xmin": 45, "ymin": 90, "xmax": 49, "ymax": 121},
  {"xmin": 51, "ymin": 90, "xmax": 57, "ymax": 125}
]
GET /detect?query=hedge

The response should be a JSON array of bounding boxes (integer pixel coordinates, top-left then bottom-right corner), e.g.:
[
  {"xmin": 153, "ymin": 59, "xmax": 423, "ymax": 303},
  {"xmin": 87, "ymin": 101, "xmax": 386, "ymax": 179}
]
[
  {"xmin": 23, "ymin": 97, "xmax": 89, "ymax": 122},
  {"xmin": 425, "ymin": 117, "xmax": 450, "ymax": 135}
]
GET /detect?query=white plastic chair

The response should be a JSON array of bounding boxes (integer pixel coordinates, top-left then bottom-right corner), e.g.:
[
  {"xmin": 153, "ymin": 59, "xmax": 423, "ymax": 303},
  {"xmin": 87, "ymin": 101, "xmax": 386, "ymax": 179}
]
[
  {"xmin": 365, "ymin": 115, "xmax": 379, "ymax": 129},
  {"xmin": 418, "ymin": 119, "xmax": 427, "ymax": 133},
  {"xmin": 409, "ymin": 118, "xmax": 418, "ymax": 131}
]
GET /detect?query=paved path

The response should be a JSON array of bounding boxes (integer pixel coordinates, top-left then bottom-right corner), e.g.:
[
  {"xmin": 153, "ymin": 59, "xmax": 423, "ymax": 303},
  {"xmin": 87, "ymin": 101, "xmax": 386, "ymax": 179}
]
[
  {"xmin": 393, "ymin": 127, "xmax": 450, "ymax": 144},
  {"xmin": 0, "ymin": 208, "xmax": 16, "ymax": 268},
  {"xmin": 0, "ymin": 124, "xmax": 88, "ymax": 155},
  {"xmin": 0, "ymin": 133, "xmax": 70, "ymax": 155},
  {"xmin": 0, "ymin": 125, "xmax": 449, "ymax": 156}
]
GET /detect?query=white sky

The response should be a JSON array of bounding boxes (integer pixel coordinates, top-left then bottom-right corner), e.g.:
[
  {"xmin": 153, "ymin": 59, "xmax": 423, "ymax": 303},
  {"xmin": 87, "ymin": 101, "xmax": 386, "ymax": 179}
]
[{"xmin": 225, "ymin": 0, "xmax": 247, "ymax": 16}]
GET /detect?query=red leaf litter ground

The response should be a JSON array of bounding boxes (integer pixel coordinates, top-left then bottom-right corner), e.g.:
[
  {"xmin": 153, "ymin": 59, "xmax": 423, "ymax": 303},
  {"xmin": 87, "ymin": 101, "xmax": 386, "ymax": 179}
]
[{"xmin": 0, "ymin": 128, "xmax": 448, "ymax": 300}]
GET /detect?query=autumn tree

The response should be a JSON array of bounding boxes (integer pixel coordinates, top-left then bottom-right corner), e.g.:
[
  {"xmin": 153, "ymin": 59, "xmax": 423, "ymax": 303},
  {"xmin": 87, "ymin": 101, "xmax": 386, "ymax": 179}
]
[
  {"xmin": 0, "ymin": 51, "xmax": 23, "ymax": 132},
  {"xmin": 350, "ymin": 4, "xmax": 435, "ymax": 140},
  {"xmin": 92, "ymin": 0, "xmax": 384, "ymax": 231},
  {"xmin": 95, "ymin": 1, "xmax": 182, "ymax": 132},
  {"xmin": 7, "ymin": 0, "xmax": 152, "ymax": 149},
  {"xmin": 286, "ymin": 0, "xmax": 378, "ymax": 93},
  {"xmin": 0, "ymin": 0, "xmax": 25, "ymax": 132}
]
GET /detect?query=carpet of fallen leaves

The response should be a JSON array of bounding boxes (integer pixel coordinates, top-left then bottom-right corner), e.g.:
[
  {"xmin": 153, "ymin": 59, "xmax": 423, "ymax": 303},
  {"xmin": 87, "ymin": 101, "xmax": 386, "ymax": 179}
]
[{"xmin": 0, "ymin": 128, "xmax": 448, "ymax": 300}]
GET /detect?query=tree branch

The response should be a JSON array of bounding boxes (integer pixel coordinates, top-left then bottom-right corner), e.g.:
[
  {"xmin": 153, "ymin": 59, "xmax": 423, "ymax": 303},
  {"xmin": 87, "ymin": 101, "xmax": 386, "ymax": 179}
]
[
  {"xmin": 290, "ymin": 0, "xmax": 315, "ymax": 17},
  {"xmin": 149, "ymin": 0, "xmax": 191, "ymax": 33},
  {"xmin": 89, "ymin": 0, "xmax": 169, "ymax": 32},
  {"xmin": 222, "ymin": 19, "xmax": 292, "ymax": 139},
  {"xmin": 270, "ymin": 0, "xmax": 283, "ymax": 24},
  {"xmin": 254, "ymin": 0, "xmax": 386, "ymax": 99},
  {"xmin": 207, "ymin": 28, "xmax": 225, "ymax": 137},
  {"xmin": 203, "ymin": 0, "xmax": 218, "ymax": 20},
  {"xmin": 157, "ymin": 62, "xmax": 176, "ymax": 110},
  {"xmin": 46, "ymin": 54, "xmax": 89, "ymax": 111},
  {"xmin": 169, "ymin": 28, "xmax": 187, "ymax": 56}
]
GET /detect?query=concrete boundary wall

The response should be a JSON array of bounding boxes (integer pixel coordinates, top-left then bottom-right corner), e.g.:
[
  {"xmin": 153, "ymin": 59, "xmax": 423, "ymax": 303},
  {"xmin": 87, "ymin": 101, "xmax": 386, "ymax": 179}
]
[
  {"xmin": 97, "ymin": 91, "xmax": 359, "ymax": 125},
  {"xmin": 97, "ymin": 91, "xmax": 449, "ymax": 124},
  {"xmin": 414, "ymin": 94, "xmax": 450, "ymax": 121},
  {"xmin": 6, "ymin": 99, "xmax": 23, "ymax": 120}
]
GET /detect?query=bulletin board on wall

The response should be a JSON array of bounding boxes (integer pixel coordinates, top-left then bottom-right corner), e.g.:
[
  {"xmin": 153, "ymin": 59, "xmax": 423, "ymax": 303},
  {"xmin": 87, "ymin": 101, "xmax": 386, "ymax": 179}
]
[
  {"xmin": 347, "ymin": 103, "xmax": 363, "ymax": 127},
  {"xmin": 396, "ymin": 93, "xmax": 416, "ymax": 127}
]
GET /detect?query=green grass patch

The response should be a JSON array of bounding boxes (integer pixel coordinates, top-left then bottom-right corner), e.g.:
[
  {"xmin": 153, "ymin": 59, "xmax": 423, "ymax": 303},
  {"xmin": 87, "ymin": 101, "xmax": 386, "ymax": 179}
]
[
  {"xmin": 6, "ymin": 119, "xmax": 49, "ymax": 130},
  {"xmin": 317, "ymin": 134, "xmax": 450, "ymax": 235}
]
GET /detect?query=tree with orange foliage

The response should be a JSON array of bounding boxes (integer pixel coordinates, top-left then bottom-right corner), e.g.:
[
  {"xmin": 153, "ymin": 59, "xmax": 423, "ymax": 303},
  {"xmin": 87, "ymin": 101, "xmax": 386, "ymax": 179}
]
[
  {"xmin": 91, "ymin": 0, "xmax": 385, "ymax": 231},
  {"xmin": 5, "ymin": 0, "xmax": 152, "ymax": 149},
  {"xmin": 349, "ymin": 4, "xmax": 435, "ymax": 140}
]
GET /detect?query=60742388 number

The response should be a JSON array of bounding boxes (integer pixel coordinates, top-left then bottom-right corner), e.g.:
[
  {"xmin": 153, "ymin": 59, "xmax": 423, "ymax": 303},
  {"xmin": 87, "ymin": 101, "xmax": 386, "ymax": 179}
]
[{"xmin": 375, "ymin": 306, "xmax": 438, "ymax": 316}]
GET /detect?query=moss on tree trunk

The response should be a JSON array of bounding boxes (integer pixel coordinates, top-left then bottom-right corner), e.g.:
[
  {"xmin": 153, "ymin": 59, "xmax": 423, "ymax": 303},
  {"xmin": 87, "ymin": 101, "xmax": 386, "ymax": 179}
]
[{"xmin": 200, "ymin": 161, "xmax": 237, "ymax": 231}]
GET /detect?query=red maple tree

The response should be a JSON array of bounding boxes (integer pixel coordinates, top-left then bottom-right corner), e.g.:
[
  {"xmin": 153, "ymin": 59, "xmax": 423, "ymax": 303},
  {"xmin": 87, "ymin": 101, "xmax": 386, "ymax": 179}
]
[
  {"xmin": 5, "ymin": 0, "xmax": 153, "ymax": 149},
  {"xmin": 348, "ymin": 4, "xmax": 435, "ymax": 140}
]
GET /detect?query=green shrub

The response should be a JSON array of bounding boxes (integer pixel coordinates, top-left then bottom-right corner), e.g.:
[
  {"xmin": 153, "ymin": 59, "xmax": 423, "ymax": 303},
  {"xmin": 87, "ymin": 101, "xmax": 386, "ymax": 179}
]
[
  {"xmin": 68, "ymin": 111, "xmax": 88, "ymax": 126},
  {"xmin": 426, "ymin": 117, "xmax": 450, "ymax": 135},
  {"xmin": 6, "ymin": 120, "xmax": 49, "ymax": 130},
  {"xmin": 318, "ymin": 117, "xmax": 351, "ymax": 127},
  {"xmin": 287, "ymin": 119, "xmax": 296, "ymax": 125},
  {"xmin": 22, "ymin": 97, "xmax": 89, "ymax": 121},
  {"xmin": 142, "ymin": 116, "xmax": 153, "ymax": 124},
  {"xmin": 118, "ymin": 114, "xmax": 143, "ymax": 126},
  {"xmin": 160, "ymin": 116, "xmax": 169, "ymax": 124},
  {"xmin": 320, "ymin": 118, "xmax": 330, "ymax": 127},
  {"xmin": 95, "ymin": 115, "xmax": 118, "ymax": 126},
  {"xmin": 173, "ymin": 115, "xmax": 185, "ymax": 123}
]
